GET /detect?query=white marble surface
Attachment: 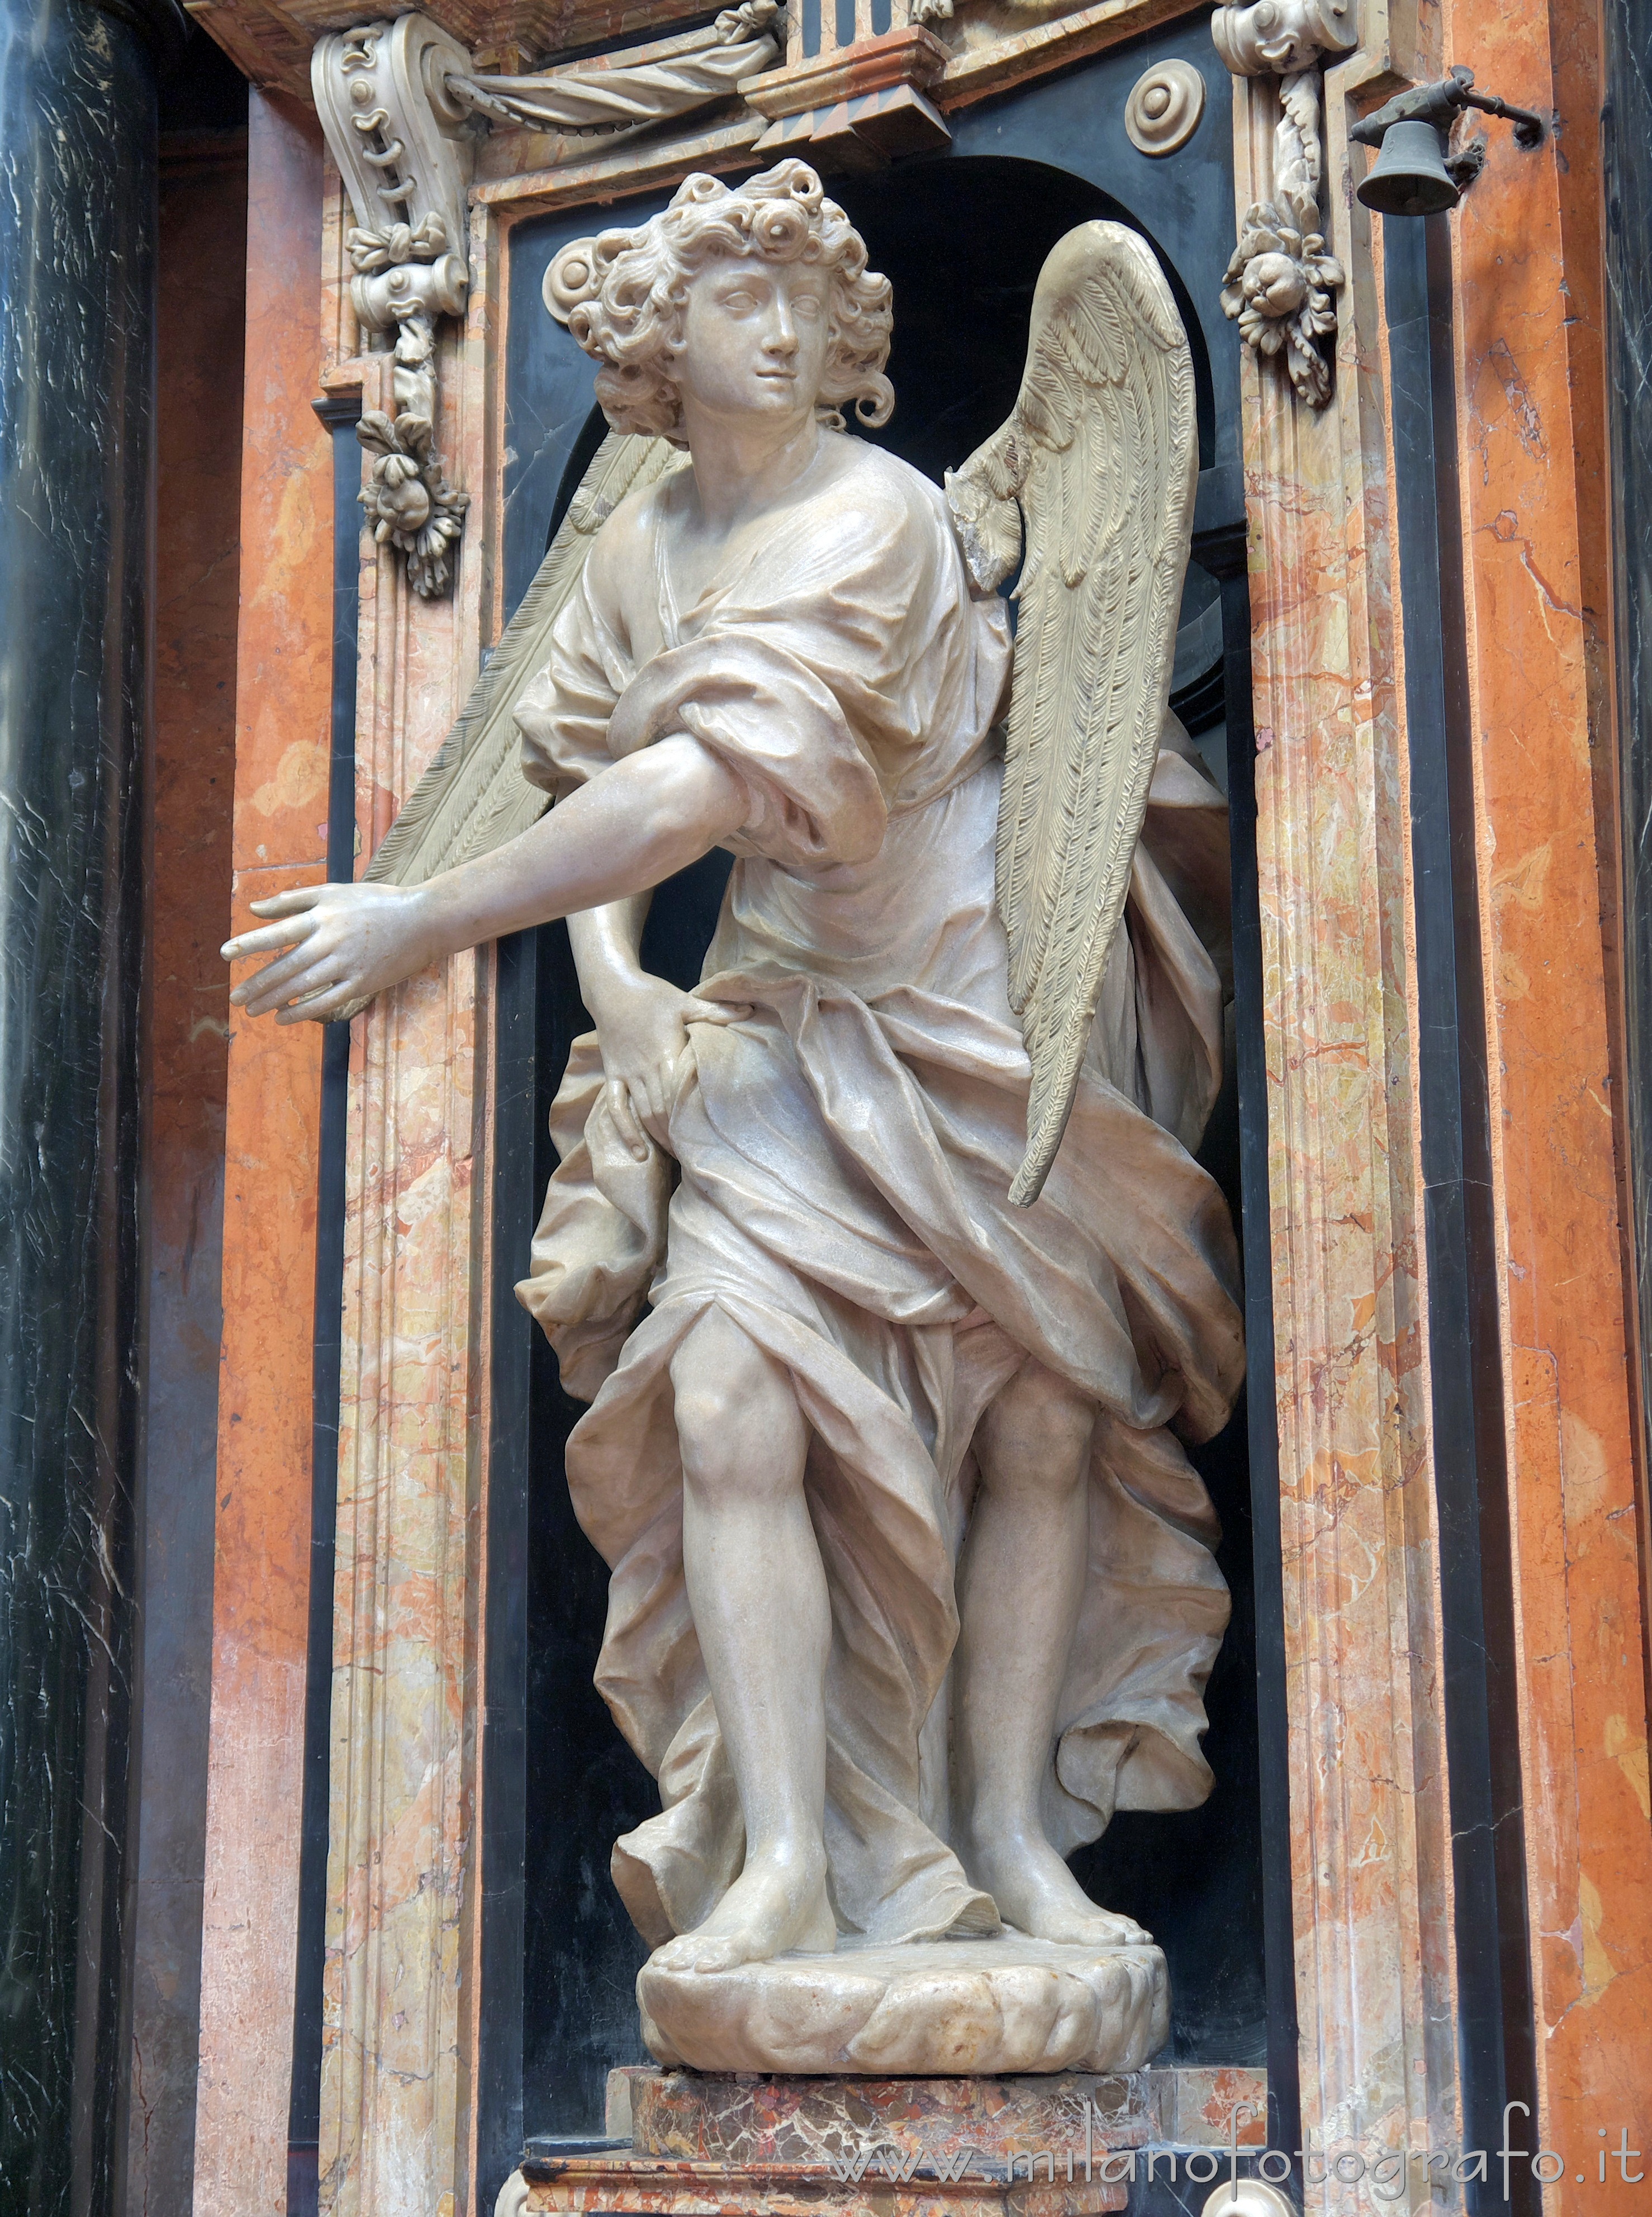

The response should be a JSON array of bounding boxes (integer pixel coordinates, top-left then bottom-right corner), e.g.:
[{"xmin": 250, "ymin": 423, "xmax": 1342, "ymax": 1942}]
[{"xmin": 637, "ymin": 1936, "xmax": 1170, "ymax": 2076}]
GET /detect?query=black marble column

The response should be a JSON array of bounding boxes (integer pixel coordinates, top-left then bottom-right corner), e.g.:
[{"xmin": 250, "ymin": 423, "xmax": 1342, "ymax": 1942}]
[
  {"xmin": 1606, "ymin": 0, "xmax": 1652, "ymax": 1454},
  {"xmin": 0, "ymin": 0, "xmax": 180, "ymax": 2207},
  {"xmin": 1382, "ymin": 213, "xmax": 1537, "ymax": 2215}
]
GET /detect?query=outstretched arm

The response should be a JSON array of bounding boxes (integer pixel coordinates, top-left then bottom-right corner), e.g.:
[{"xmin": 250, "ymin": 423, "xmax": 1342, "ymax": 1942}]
[{"xmin": 222, "ymin": 735, "xmax": 748, "ymax": 1022}]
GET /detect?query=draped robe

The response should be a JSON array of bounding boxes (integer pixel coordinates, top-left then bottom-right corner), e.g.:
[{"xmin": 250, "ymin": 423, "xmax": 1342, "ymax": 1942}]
[{"xmin": 512, "ymin": 434, "xmax": 1245, "ymax": 1949}]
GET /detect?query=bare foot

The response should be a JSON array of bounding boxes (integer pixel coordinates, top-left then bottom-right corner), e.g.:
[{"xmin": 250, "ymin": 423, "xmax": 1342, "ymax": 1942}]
[
  {"xmin": 648, "ymin": 1845, "xmax": 837, "ymax": 1975},
  {"xmin": 965, "ymin": 1826, "xmax": 1152, "ymax": 1949}
]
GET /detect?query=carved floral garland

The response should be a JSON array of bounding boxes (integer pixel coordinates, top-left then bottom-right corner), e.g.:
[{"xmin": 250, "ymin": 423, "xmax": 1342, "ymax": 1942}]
[
  {"xmin": 1213, "ymin": 0, "xmax": 1356, "ymax": 409},
  {"xmin": 345, "ymin": 207, "xmax": 471, "ymax": 595}
]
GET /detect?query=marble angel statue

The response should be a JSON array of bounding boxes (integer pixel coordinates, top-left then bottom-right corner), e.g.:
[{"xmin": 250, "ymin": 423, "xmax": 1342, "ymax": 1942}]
[{"xmin": 223, "ymin": 162, "xmax": 1243, "ymax": 1983}]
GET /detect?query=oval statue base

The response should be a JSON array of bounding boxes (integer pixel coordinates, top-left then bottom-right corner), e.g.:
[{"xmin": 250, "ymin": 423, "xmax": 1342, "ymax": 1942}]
[{"xmin": 637, "ymin": 1936, "xmax": 1170, "ymax": 2077}]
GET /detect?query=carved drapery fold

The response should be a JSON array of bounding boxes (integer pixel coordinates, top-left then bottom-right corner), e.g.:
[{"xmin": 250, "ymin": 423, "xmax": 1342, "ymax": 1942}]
[{"xmin": 1212, "ymin": 0, "xmax": 1357, "ymax": 406}]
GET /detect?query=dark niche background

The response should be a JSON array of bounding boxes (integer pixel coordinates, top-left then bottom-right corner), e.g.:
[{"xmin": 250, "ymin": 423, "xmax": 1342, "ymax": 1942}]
[{"xmin": 478, "ymin": 23, "xmax": 1272, "ymax": 2197}]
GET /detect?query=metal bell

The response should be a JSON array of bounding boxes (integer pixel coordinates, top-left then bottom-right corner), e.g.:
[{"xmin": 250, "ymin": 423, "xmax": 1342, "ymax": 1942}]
[{"xmin": 1356, "ymin": 117, "xmax": 1461, "ymax": 217}]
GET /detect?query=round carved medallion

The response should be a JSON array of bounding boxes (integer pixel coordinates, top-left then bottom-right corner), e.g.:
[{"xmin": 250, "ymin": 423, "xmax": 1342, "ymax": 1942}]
[
  {"xmin": 544, "ymin": 235, "xmax": 601, "ymax": 322},
  {"xmin": 1124, "ymin": 59, "xmax": 1207, "ymax": 156}
]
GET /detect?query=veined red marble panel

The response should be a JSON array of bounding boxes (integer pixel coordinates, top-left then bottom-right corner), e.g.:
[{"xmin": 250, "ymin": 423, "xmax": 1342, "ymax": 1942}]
[{"xmin": 193, "ymin": 89, "xmax": 333, "ymax": 2217}]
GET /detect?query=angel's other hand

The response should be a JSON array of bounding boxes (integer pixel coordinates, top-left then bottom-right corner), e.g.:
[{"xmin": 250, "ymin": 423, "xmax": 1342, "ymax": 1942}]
[
  {"xmin": 595, "ymin": 975, "xmax": 740, "ymax": 1157},
  {"xmin": 221, "ymin": 880, "xmax": 438, "ymax": 1023}
]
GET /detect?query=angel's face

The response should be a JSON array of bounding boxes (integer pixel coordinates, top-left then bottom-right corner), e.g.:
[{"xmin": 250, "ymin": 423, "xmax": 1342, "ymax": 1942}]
[{"xmin": 675, "ymin": 252, "xmax": 831, "ymax": 431}]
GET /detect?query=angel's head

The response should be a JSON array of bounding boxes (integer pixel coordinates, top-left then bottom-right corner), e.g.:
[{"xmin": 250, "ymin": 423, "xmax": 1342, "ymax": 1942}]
[{"xmin": 544, "ymin": 162, "xmax": 894, "ymax": 444}]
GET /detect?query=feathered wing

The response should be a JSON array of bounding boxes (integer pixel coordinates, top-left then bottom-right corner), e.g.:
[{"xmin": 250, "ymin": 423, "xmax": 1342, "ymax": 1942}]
[
  {"xmin": 944, "ymin": 222, "xmax": 1198, "ymax": 1207},
  {"xmin": 364, "ymin": 431, "xmax": 682, "ymax": 889}
]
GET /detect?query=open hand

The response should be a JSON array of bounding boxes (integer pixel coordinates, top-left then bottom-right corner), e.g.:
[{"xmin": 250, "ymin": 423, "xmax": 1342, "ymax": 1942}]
[
  {"xmin": 222, "ymin": 880, "xmax": 438, "ymax": 1023},
  {"xmin": 595, "ymin": 974, "xmax": 743, "ymax": 1157}
]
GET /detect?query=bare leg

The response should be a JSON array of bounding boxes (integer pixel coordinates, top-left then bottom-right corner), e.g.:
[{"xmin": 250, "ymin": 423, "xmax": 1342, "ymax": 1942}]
[
  {"xmin": 953, "ymin": 1360, "xmax": 1150, "ymax": 1948},
  {"xmin": 648, "ymin": 1305, "xmax": 838, "ymax": 1973}
]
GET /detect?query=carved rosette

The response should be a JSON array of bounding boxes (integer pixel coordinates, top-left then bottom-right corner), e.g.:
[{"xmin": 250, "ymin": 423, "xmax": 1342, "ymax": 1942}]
[{"xmin": 1212, "ymin": 0, "xmax": 1356, "ymax": 407}]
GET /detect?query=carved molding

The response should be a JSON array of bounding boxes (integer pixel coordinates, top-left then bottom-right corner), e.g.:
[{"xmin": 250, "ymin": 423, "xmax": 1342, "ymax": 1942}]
[
  {"xmin": 740, "ymin": 25, "xmax": 951, "ymax": 164},
  {"xmin": 1212, "ymin": 0, "xmax": 1357, "ymax": 407}
]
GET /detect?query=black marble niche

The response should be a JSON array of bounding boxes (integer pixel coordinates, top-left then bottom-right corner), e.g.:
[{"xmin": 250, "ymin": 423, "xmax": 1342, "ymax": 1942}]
[
  {"xmin": 0, "ymin": 0, "xmax": 179, "ymax": 2208},
  {"xmin": 479, "ymin": 30, "xmax": 1279, "ymax": 2199}
]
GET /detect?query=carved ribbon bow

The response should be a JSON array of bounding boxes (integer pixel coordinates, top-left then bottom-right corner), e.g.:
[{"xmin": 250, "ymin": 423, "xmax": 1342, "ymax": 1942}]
[{"xmin": 347, "ymin": 211, "xmax": 453, "ymax": 275}]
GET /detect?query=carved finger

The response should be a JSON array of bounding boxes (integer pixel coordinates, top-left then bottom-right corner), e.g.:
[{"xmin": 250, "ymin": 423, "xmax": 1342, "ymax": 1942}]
[
  {"xmin": 683, "ymin": 996, "xmax": 749, "ymax": 1026},
  {"xmin": 248, "ymin": 886, "xmax": 325, "ymax": 919},
  {"xmin": 230, "ymin": 941, "xmax": 335, "ymax": 1008},
  {"xmin": 276, "ymin": 980, "xmax": 358, "ymax": 1025},
  {"xmin": 644, "ymin": 1058, "xmax": 686, "ymax": 1141},
  {"xmin": 221, "ymin": 915, "xmax": 319, "ymax": 963},
  {"xmin": 638, "ymin": 1065, "xmax": 670, "ymax": 1128},
  {"xmin": 237, "ymin": 951, "xmax": 343, "ymax": 1017},
  {"xmin": 606, "ymin": 1078, "xmax": 650, "ymax": 1163}
]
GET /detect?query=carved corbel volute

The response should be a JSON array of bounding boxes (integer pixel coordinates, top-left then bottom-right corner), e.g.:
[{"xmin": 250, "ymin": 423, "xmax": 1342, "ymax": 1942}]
[
  {"xmin": 1213, "ymin": 0, "xmax": 1358, "ymax": 408},
  {"xmin": 314, "ymin": 15, "xmax": 478, "ymax": 596}
]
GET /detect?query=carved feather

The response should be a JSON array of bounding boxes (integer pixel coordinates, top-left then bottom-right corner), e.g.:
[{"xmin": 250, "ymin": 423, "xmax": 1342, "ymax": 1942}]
[
  {"xmin": 364, "ymin": 430, "xmax": 682, "ymax": 888},
  {"xmin": 946, "ymin": 222, "xmax": 1198, "ymax": 1206}
]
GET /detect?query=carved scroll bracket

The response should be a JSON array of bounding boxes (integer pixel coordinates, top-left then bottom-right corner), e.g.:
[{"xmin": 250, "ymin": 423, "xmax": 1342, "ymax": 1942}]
[
  {"xmin": 1212, "ymin": 0, "xmax": 1358, "ymax": 407},
  {"xmin": 315, "ymin": 15, "xmax": 478, "ymax": 595}
]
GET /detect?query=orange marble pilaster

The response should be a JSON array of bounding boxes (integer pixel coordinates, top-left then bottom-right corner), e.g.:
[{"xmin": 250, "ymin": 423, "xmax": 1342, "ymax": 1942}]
[
  {"xmin": 1442, "ymin": 0, "xmax": 1652, "ymax": 2191},
  {"xmin": 1233, "ymin": 11, "xmax": 1466, "ymax": 2196},
  {"xmin": 317, "ymin": 156, "xmax": 501, "ymax": 2217},
  {"xmin": 192, "ymin": 91, "xmax": 333, "ymax": 2217}
]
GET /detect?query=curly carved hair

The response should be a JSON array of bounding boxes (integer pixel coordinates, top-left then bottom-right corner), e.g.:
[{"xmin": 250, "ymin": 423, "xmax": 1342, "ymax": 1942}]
[{"xmin": 544, "ymin": 161, "xmax": 894, "ymax": 443}]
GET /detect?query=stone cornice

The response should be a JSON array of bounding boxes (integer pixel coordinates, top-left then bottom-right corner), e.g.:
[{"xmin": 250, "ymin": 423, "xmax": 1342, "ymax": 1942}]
[
  {"xmin": 739, "ymin": 23, "xmax": 947, "ymax": 118},
  {"xmin": 191, "ymin": 0, "xmax": 1217, "ymax": 112}
]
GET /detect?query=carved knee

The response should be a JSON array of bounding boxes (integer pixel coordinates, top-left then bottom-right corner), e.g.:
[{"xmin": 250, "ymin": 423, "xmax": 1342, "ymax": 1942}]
[
  {"xmin": 978, "ymin": 1365, "xmax": 1095, "ymax": 1497},
  {"xmin": 670, "ymin": 1310, "xmax": 801, "ymax": 1498},
  {"xmin": 671, "ymin": 1372, "xmax": 743, "ymax": 1458}
]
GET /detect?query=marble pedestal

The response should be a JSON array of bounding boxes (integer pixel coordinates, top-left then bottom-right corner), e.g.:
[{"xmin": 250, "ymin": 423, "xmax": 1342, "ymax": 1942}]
[
  {"xmin": 637, "ymin": 1939, "xmax": 1169, "ymax": 2076},
  {"xmin": 521, "ymin": 2069, "xmax": 1152, "ymax": 2217},
  {"xmin": 520, "ymin": 2153, "xmax": 1132, "ymax": 2217}
]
